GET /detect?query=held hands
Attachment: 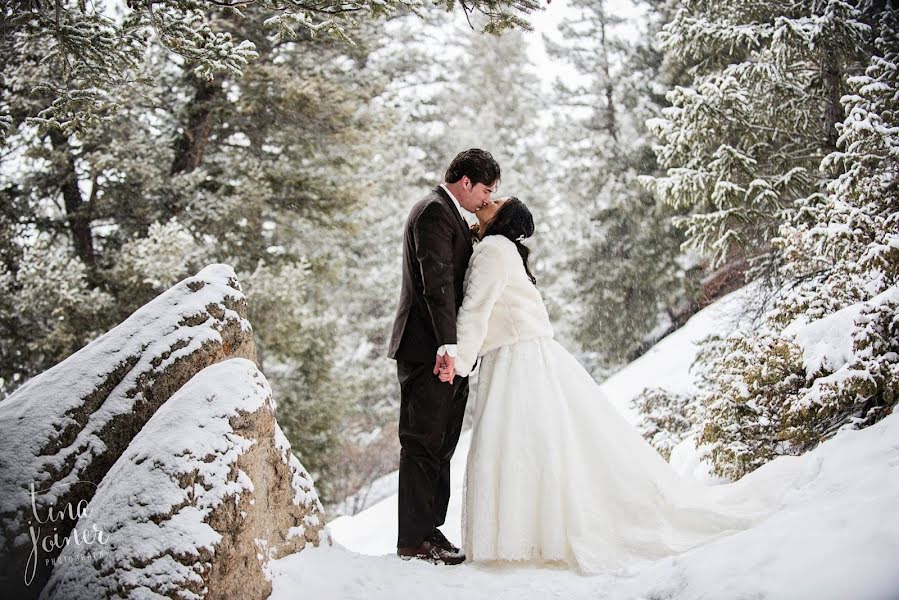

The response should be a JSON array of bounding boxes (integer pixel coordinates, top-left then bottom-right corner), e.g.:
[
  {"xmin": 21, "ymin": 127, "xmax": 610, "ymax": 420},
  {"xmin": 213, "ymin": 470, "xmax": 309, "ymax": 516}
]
[{"xmin": 433, "ymin": 353, "xmax": 456, "ymax": 384}]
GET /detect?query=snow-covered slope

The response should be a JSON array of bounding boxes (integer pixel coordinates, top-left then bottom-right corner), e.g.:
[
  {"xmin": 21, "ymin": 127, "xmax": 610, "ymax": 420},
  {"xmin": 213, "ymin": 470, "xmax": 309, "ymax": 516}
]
[
  {"xmin": 599, "ymin": 284, "xmax": 760, "ymax": 424},
  {"xmin": 287, "ymin": 287, "xmax": 899, "ymax": 599},
  {"xmin": 617, "ymin": 408, "xmax": 899, "ymax": 599},
  {"xmin": 273, "ymin": 405, "xmax": 899, "ymax": 600}
]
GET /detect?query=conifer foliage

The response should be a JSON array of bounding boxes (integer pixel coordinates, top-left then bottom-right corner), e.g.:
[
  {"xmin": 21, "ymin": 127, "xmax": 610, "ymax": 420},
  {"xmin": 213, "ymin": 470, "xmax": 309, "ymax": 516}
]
[
  {"xmin": 645, "ymin": 0, "xmax": 870, "ymax": 274},
  {"xmin": 0, "ymin": 0, "xmax": 540, "ymax": 504},
  {"xmin": 638, "ymin": 0, "xmax": 899, "ymax": 480},
  {"xmin": 0, "ymin": 0, "xmax": 540, "ymax": 140},
  {"xmin": 548, "ymin": 0, "xmax": 697, "ymax": 372}
]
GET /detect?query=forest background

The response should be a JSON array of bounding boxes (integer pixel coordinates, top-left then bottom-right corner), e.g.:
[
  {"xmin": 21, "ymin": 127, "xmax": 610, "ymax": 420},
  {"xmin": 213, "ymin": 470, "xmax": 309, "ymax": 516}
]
[{"xmin": 1, "ymin": 0, "xmax": 896, "ymax": 515}]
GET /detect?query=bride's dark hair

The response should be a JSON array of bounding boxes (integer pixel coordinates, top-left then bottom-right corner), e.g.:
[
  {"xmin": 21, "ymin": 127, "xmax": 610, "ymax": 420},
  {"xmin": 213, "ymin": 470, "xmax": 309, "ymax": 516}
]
[{"xmin": 482, "ymin": 197, "xmax": 537, "ymax": 285}]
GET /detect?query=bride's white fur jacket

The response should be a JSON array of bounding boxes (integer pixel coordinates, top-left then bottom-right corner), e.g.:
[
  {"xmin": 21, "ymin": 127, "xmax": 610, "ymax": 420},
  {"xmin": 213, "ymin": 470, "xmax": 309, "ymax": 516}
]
[{"xmin": 455, "ymin": 235, "xmax": 554, "ymax": 377}]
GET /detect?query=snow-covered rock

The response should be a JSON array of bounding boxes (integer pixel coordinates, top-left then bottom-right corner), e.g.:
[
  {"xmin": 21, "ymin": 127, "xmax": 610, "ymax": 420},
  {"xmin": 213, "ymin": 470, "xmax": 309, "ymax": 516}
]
[
  {"xmin": 42, "ymin": 358, "xmax": 327, "ymax": 600},
  {"xmin": 0, "ymin": 264, "xmax": 255, "ymax": 596}
]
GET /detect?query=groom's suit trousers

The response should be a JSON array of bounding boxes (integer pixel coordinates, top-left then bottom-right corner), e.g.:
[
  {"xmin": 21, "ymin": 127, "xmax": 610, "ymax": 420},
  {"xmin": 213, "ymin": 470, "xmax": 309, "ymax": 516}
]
[{"xmin": 396, "ymin": 359, "xmax": 469, "ymax": 548}]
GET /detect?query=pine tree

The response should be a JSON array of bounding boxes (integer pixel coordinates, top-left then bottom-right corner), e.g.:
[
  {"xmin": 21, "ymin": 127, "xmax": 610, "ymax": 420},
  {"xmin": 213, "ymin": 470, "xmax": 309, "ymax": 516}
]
[
  {"xmin": 775, "ymin": 4, "xmax": 899, "ymax": 322},
  {"xmin": 644, "ymin": 0, "xmax": 871, "ymax": 275},
  {"xmin": 545, "ymin": 0, "xmax": 696, "ymax": 371},
  {"xmin": 442, "ymin": 26, "xmax": 548, "ymax": 188},
  {"xmin": 768, "ymin": 3, "xmax": 899, "ymax": 445},
  {"xmin": 640, "ymin": 1, "xmax": 898, "ymax": 480},
  {"xmin": 0, "ymin": 0, "xmax": 542, "ymax": 141},
  {"xmin": 0, "ymin": 16, "xmax": 389, "ymax": 503}
]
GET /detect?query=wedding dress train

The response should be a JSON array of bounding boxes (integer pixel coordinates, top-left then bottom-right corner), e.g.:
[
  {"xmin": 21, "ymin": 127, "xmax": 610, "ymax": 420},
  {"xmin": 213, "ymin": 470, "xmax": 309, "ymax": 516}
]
[{"xmin": 453, "ymin": 236, "xmax": 806, "ymax": 573}]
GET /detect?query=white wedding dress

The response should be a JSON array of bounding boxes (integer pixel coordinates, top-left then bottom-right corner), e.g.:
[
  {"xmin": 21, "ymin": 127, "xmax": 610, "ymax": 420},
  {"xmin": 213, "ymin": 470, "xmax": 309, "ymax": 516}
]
[{"xmin": 452, "ymin": 236, "xmax": 805, "ymax": 573}]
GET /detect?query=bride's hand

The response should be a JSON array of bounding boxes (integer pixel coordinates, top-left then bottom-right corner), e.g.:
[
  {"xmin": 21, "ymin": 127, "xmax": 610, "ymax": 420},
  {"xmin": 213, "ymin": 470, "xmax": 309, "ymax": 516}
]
[
  {"xmin": 438, "ymin": 365, "xmax": 455, "ymax": 383},
  {"xmin": 433, "ymin": 354, "xmax": 455, "ymax": 384}
]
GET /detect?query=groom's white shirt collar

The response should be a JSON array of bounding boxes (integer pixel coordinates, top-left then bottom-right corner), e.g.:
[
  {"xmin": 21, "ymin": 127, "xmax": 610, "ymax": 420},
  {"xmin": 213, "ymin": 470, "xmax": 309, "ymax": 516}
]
[{"xmin": 440, "ymin": 183, "xmax": 475, "ymax": 226}]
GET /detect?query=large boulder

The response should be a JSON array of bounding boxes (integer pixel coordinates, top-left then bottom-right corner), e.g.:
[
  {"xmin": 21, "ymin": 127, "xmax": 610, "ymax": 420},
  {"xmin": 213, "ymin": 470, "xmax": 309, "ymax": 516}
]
[
  {"xmin": 0, "ymin": 265, "xmax": 256, "ymax": 596},
  {"xmin": 41, "ymin": 358, "xmax": 327, "ymax": 600}
]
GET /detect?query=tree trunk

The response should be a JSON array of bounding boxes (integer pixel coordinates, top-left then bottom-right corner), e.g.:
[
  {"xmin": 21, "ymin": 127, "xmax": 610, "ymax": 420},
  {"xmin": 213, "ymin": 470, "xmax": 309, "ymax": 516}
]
[
  {"xmin": 49, "ymin": 129, "xmax": 96, "ymax": 271},
  {"xmin": 821, "ymin": 50, "xmax": 844, "ymax": 153},
  {"xmin": 170, "ymin": 74, "xmax": 222, "ymax": 175},
  {"xmin": 597, "ymin": 0, "xmax": 619, "ymax": 143}
]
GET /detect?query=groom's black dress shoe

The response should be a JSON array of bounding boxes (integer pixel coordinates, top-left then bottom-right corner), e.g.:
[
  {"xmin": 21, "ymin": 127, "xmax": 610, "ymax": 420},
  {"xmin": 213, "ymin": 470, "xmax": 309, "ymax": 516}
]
[
  {"xmin": 397, "ymin": 539, "xmax": 465, "ymax": 565},
  {"xmin": 428, "ymin": 528, "xmax": 462, "ymax": 554}
]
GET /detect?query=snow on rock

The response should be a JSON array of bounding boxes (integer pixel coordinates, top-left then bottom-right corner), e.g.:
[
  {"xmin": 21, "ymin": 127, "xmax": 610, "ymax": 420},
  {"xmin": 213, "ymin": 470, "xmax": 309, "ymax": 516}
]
[
  {"xmin": 0, "ymin": 264, "xmax": 255, "ymax": 597},
  {"xmin": 42, "ymin": 358, "xmax": 328, "ymax": 600}
]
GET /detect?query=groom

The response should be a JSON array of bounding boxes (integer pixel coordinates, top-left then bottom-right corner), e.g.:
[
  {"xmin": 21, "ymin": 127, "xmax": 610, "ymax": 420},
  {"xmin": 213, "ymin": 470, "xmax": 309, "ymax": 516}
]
[{"xmin": 387, "ymin": 149, "xmax": 500, "ymax": 565}]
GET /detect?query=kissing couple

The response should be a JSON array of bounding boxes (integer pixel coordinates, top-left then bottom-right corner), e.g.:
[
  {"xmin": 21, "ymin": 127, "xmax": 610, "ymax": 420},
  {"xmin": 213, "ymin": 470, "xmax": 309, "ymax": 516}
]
[{"xmin": 386, "ymin": 149, "xmax": 800, "ymax": 573}]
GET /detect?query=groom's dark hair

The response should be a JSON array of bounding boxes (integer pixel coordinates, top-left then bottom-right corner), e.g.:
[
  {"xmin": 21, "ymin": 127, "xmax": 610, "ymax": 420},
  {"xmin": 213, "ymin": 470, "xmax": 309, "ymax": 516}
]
[{"xmin": 445, "ymin": 149, "xmax": 501, "ymax": 186}]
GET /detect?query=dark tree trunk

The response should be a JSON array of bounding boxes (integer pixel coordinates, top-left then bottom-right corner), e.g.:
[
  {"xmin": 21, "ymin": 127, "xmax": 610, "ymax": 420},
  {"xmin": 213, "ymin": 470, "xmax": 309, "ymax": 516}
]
[
  {"xmin": 170, "ymin": 74, "xmax": 223, "ymax": 175},
  {"xmin": 821, "ymin": 51, "xmax": 844, "ymax": 153},
  {"xmin": 597, "ymin": 1, "xmax": 619, "ymax": 143},
  {"xmin": 48, "ymin": 130, "xmax": 96, "ymax": 271}
]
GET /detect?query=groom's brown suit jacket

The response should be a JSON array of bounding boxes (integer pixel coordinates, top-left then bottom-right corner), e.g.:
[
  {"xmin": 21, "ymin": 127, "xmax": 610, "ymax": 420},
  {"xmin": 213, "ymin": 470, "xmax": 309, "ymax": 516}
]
[{"xmin": 388, "ymin": 186, "xmax": 473, "ymax": 364}]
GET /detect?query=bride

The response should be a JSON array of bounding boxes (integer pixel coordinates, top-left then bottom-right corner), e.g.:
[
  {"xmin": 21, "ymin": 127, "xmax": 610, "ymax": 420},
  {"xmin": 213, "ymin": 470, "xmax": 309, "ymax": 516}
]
[{"xmin": 438, "ymin": 197, "xmax": 803, "ymax": 573}]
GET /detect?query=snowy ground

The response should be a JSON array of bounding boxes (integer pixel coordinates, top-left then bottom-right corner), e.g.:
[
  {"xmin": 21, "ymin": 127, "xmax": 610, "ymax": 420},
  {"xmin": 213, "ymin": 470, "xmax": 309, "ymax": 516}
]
[
  {"xmin": 272, "ymin": 411, "xmax": 899, "ymax": 600},
  {"xmin": 599, "ymin": 284, "xmax": 762, "ymax": 425},
  {"xmin": 269, "ymin": 288, "xmax": 899, "ymax": 599}
]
